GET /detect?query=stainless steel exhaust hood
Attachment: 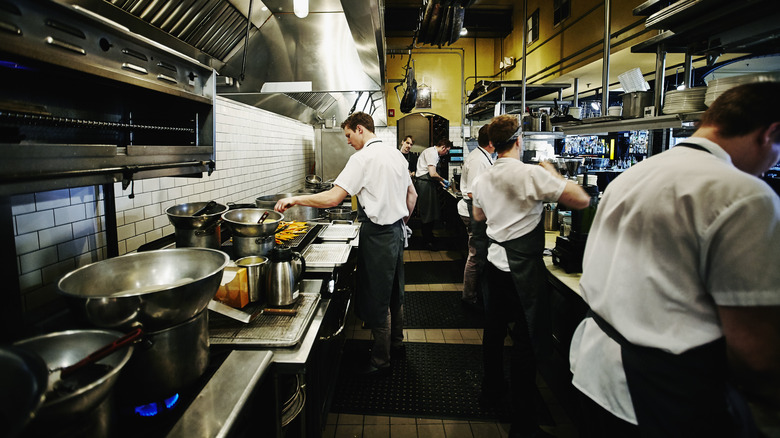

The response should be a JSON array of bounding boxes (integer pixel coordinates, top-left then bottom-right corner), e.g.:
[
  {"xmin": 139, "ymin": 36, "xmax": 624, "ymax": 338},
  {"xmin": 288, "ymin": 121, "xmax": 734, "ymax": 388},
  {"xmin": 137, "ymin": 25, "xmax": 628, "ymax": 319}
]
[{"xmin": 56, "ymin": 0, "xmax": 387, "ymax": 125}]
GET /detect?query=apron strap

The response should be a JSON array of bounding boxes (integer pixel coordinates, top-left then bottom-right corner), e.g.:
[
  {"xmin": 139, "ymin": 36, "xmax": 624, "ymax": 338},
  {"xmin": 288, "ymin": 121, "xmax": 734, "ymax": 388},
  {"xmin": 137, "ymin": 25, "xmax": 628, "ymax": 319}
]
[{"xmin": 676, "ymin": 142, "xmax": 712, "ymax": 154}]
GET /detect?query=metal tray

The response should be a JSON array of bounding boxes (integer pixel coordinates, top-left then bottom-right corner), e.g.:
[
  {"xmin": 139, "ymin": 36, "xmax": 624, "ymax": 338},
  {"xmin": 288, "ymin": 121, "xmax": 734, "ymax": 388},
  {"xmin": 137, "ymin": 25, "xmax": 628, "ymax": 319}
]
[
  {"xmin": 301, "ymin": 243, "xmax": 352, "ymax": 267},
  {"xmin": 208, "ymin": 293, "xmax": 320, "ymax": 347},
  {"xmin": 275, "ymin": 222, "xmax": 315, "ymax": 247},
  {"xmin": 317, "ymin": 223, "xmax": 359, "ymax": 241}
]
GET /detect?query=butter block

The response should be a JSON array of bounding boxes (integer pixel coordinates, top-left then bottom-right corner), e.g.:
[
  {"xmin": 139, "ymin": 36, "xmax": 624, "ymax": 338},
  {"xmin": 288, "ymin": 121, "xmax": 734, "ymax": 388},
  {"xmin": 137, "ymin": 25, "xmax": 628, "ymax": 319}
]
[{"xmin": 214, "ymin": 266, "xmax": 249, "ymax": 308}]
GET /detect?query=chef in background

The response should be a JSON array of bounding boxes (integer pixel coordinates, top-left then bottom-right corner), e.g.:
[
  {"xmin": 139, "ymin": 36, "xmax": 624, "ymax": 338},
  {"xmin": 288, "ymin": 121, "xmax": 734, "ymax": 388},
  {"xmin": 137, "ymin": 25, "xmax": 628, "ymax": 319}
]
[
  {"xmin": 414, "ymin": 138, "xmax": 451, "ymax": 250},
  {"xmin": 569, "ymin": 82, "xmax": 780, "ymax": 437},
  {"xmin": 471, "ymin": 114, "xmax": 590, "ymax": 438},
  {"xmin": 456, "ymin": 125, "xmax": 494, "ymax": 306},
  {"xmin": 275, "ymin": 112, "xmax": 417, "ymax": 376},
  {"xmin": 400, "ymin": 135, "xmax": 417, "ymax": 178}
]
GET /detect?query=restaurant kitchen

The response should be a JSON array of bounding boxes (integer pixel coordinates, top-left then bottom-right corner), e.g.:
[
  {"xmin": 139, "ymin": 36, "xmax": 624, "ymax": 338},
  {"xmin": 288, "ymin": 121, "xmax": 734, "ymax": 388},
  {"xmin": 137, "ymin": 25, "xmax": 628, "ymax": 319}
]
[{"xmin": 3, "ymin": 0, "xmax": 780, "ymax": 437}]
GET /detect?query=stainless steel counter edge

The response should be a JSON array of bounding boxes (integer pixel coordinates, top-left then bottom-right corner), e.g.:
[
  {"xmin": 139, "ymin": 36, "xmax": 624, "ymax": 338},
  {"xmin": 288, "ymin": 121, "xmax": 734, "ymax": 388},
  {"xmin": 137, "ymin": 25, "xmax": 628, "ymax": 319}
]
[
  {"xmin": 166, "ymin": 350, "xmax": 274, "ymax": 438},
  {"xmin": 270, "ymin": 296, "xmax": 330, "ymax": 372}
]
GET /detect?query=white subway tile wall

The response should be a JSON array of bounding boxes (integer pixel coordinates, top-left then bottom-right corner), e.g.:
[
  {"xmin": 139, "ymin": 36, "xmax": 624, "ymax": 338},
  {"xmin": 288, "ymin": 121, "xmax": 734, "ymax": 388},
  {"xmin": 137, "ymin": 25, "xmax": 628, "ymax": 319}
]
[{"xmin": 11, "ymin": 97, "xmax": 315, "ymax": 312}]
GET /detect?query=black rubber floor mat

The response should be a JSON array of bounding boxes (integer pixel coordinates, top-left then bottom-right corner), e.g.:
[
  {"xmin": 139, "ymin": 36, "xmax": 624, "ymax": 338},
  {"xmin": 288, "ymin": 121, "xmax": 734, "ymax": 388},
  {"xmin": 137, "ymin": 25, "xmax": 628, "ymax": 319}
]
[
  {"xmin": 404, "ymin": 290, "xmax": 484, "ymax": 328},
  {"xmin": 404, "ymin": 260, "xmax": 465, "ymax": 284},
  {"xmin": 331, "ymin": 340, "xmax": 555, "ymax": 423}
]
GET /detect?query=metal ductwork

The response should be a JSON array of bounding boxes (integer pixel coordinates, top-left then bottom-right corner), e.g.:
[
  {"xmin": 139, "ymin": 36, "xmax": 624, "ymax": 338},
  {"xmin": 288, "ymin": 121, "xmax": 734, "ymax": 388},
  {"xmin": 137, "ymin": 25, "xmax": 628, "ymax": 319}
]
[{"xmin": 52, "ymin": 0, "xmax": 387, "ymax": 125}]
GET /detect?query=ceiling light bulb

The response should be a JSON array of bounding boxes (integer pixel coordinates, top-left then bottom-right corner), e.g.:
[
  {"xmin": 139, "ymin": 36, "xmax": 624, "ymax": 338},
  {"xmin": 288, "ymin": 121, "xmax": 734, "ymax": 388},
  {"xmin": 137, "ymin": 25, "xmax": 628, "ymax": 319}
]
[
  {"xmin": 294, "ymin": 0, "xmax": 309, "ymax": 18},
  {"xmin": 459, "ymin": 27, "xmax": 468, "ymax": 36}
]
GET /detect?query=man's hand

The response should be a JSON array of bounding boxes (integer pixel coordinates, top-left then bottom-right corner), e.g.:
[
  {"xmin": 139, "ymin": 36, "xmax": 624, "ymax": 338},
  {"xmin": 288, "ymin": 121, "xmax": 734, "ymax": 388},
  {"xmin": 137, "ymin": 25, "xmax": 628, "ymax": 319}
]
[
  {"xmin": 274, "ymin": 197, "xmax": 296, "ymax": 212},
  {"xmin": 540, "ymin": 161, "xmax": 564, "ymax": 179}
]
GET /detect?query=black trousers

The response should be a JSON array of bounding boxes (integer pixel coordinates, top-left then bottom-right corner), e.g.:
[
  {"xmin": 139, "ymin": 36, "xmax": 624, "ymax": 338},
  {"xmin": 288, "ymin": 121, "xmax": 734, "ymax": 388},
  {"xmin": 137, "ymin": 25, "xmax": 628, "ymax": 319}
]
[{"xmin": 482, "ymin": 262, "xmax": 539, "ymax": 434}]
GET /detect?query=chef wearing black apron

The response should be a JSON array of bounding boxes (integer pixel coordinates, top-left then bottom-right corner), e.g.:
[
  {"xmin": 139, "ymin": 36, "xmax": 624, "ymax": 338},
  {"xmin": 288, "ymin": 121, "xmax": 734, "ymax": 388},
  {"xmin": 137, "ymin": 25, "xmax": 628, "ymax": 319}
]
[
  {"xmin": 414, "ymin": 139, "xmax": 451, "ymax": 249},
  {"xmin": 471, "ymin": 114, "xmax": 590, "ymax": 438},
  {"xmin": 274, "ymin": 112, "xmax": 417, "ymax": 376},
  {"xmin": 570, "ymin": 83, "xmax": 780, "ymax": 438}
]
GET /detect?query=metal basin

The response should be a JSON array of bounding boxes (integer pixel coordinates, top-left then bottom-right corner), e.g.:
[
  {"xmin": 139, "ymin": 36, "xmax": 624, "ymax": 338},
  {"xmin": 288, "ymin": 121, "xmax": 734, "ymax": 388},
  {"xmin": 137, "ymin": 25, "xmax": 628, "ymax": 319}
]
[
  {"xmin": 222, "ymin": 208, "xmax": 284, "ymax": 237},
  {"xmin": 325, "ymin": 206, "xmax": 353, "ymax": 221},
  {"xmin": 13, "ymin": 330, "xmax": 134, "ymax": 421},
  {"xmin": 0, "ymin": 346, "xmax": 48, "ymax": 436},
  {"xmin": 256, "ymin": 193, "xmax": 319, "ymax": 221},
  {"xmin": 58, "ymin": 248, "xmax": 230, "ymax": 331},
  {"xmin": 166, "ymin": 201, "xmax": 227, "ymax": 230}
]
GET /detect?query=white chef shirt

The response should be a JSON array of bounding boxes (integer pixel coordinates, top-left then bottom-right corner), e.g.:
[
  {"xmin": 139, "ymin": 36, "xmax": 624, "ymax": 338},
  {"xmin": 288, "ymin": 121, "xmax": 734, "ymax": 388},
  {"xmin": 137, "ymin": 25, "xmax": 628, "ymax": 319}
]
[
  {"xmin": 457, "ymin": 146, "xmax": 493, "ymax": 217},
  {"xmin": 415, "ymin": 146, "xmax": 440, "ymax": 177},
  {"xmin": 569, "ymin": 136, "xmax": 780, "ymax": 424},
  {"xmin": 333, "ymin": 138, "xmax": 413, "ymax": 225},
  {"xmin": 471, "ymin": 157, "xmax": 566, "ymax": 271}
]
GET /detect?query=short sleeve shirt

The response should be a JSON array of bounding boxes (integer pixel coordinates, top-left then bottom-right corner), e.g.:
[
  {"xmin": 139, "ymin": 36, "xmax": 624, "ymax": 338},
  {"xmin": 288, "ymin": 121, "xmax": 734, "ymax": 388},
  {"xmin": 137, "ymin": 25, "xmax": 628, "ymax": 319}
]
[
  {"xmin": 334, "ymin": 139, "xmax": 412, "ymax": 225},
  {"xmin": 415, "ymin": 147, "xmax": 440, "ymax": 177},
  {"xmin": 472, "ymin": 157, "xmax": 566, "ymax": 271}
]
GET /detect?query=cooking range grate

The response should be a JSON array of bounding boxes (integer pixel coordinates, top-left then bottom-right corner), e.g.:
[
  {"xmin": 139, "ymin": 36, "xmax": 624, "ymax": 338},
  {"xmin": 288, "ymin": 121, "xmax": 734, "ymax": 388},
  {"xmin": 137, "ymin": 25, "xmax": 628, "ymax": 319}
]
[
  {"xmin": 300, "ymin": 243, "xmax": 352, "ymax": 267},
  {"xmin": 209, "ymin": 293, "xmax": 320, "ymax": 347}
]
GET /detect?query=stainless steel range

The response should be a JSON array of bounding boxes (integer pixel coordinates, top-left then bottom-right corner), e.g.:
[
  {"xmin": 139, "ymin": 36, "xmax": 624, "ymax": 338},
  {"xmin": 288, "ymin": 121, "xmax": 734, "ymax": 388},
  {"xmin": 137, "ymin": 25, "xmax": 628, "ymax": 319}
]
[{"xmin": 0, "ymin": 0, "xmax": 216, "ymax": 196}]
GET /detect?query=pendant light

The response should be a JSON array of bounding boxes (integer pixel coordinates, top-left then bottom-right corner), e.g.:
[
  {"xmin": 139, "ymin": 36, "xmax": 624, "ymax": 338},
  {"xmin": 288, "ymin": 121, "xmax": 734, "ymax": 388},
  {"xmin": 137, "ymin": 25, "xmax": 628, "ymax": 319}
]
[{"xmin": 294, "ymin": 0, "xmax": 309, "ymax": 18}]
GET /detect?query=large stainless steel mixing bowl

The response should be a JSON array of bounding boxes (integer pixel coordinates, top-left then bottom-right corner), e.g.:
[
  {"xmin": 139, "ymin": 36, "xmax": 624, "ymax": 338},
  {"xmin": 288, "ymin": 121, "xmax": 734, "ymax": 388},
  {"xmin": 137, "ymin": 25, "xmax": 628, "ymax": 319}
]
[
  {"xmin": 256, "ymin": 193, "xmax": 319, "ymax": 221},
  {"xmin": 58, "ymin": 248, "xmax": 230, "ymax": 331},
  {"xmin": 166, "ymin": 201, "xmax": 228, "ymax": 230},
  {"xmin": 14, "ymin": 330, "xmax": 134, "ymax": 421},
  {"xmin": 0, "ymin": 346, "xmax": 48, "ymax": 435},
  {"xmin": 222, "ymin": 208, "xmax": 284, "ymax": 237}
]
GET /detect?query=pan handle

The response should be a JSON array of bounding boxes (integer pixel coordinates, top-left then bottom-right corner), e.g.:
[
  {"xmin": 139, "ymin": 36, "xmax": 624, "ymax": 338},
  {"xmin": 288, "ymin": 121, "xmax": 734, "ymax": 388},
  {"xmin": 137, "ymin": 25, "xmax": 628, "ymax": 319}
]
[{"xmin": 59, "ymin": 327, "xmax": 143, "ymax": 379}]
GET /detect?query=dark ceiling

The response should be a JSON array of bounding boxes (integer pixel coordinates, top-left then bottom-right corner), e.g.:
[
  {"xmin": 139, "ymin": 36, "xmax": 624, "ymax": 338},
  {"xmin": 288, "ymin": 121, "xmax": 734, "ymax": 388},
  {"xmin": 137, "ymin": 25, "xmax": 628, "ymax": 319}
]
[{"xmin": 384, "ymin": 0, "xmax": 515, "ymax": 40}]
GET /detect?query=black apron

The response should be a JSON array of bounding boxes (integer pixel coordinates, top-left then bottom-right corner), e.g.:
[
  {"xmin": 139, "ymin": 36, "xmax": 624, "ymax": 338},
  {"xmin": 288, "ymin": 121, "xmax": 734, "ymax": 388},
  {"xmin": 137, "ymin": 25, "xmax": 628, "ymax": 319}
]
[
  {"xmin": 586, "ymin": 141, "xmax": 759, "ymax": 438},
  {"xmin": 354, "ymin": 201, "xmax": 405, "ymax": 328},
  {"xmin": 492, "ymin": 217, "xmax": 552, "ymax": 361},
  {"xmin": 414, "ymin": 173, "xmax": 440, "ymax": 223}
]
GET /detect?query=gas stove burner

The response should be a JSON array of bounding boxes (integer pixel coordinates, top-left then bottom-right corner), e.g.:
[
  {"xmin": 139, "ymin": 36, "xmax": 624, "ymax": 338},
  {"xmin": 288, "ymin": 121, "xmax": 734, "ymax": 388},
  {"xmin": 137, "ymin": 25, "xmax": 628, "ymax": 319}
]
[{"xmin": 133, "ymin": 393, "xmax": 180, "ymax": 417}]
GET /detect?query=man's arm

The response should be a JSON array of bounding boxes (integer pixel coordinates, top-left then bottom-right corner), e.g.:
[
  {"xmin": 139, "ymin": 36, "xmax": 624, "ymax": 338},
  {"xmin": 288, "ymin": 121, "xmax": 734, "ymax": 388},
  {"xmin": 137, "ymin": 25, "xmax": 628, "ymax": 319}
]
[
  {"xmin": 472, "ymin": 205, "xmax": 486, "ymax": 222},
  {"xmin": 274, "ymin": 186, "xmax": 349, "ymax": 212},
  {"xmin": 718, "ymin": 305, "xmax": 780, "ymax": 409},
  {"xmin": 427, "ymin": 164, "xmax": 444, "ymax": 182},
  {"xmin": 404, "ymin": 183, "xmax": 418, "ymax": 223},
  {"xmin": 540, "ymin": 161, "xmax": 591, "ymax": 210}
]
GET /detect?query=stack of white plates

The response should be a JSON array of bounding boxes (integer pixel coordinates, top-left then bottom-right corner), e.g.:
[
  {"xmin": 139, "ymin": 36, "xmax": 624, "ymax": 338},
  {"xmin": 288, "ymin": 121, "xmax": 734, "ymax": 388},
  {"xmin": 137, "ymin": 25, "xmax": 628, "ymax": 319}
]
[
  {"xmin": 662, "ymin": 87, "xmax": 707, "ymax": 114},
  {"xmin": 704, "ymin": 72, "xmax": 780, "ymax": 107}
]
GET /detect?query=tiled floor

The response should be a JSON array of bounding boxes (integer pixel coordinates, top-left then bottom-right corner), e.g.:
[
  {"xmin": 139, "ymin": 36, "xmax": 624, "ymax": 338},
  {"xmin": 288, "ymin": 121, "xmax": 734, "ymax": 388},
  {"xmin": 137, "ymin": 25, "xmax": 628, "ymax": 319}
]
[{"xmin": 323, "ymin": 245, "xmax": 579, "ymax": 438}]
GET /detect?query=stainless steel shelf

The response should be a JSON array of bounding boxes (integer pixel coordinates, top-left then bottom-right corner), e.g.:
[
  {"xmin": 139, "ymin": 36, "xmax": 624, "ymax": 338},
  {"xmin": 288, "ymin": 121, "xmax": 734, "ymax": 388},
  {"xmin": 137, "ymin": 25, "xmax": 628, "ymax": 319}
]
[{"xmin": 558, "ymin": 112, "xmax": 702, "ymax": 135}]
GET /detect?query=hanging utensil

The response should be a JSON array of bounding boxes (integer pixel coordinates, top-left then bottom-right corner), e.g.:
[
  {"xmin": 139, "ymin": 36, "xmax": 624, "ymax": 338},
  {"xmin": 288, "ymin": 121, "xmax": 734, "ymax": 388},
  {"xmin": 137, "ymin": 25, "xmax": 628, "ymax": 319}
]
[
  {"xmin": 436, "ymin": 5, "xmax": 454, "ymax": 47},
  {"xmin": 449, "ymin": 5, "xmax": 465, "ymax": 45},
  {"xmin": 418, "ymin": 0, "xmax": 436, "ymax": 44},
  {"xmin": 47, "ymin": 327, "xmax": 143, "ymax": 394},
  {"xmin": 400, "ymin": 63, "xmax": 417, "ymax": 114},
  {"xmin": 425, "ymin": 0, "xmax": 443, "ymax": 43}
]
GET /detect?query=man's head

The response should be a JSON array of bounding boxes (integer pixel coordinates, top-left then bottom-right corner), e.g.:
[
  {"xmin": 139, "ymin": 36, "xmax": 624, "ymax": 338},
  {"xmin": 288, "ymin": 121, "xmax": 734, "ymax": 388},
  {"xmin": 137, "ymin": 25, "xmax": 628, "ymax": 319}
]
[
  {"xmin": 696, "ymin": 82, "xmax": 780, "ymax": 175},
  {"xmin": 478, "ymin": 124, "xmax": 495, "ymax": 153},
  {"xmin": 400, "ymin": 135, "xmax": 414, "ymax": 154},
  {"xmin": 435, "ymin": 139, "xmax": 452, "ymax": 156},
  {"xmin": 341, "ymin": 112, "xmax": 376, "ymax": 150},
  {"xmin": 488, "ymin": 115, "xmax": 522, "ymax": 154}
]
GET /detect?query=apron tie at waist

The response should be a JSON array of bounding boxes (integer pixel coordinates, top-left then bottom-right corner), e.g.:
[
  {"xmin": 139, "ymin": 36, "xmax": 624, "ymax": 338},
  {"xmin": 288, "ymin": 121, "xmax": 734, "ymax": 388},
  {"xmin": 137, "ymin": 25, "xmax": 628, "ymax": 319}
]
[{"xmin": 586, "ymin": 310, "xmax": 759, "ymax": 437}]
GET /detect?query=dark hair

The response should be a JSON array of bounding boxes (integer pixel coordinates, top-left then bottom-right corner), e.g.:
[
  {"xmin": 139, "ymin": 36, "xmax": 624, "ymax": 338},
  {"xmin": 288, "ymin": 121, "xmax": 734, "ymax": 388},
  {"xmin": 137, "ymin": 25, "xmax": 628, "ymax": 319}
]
[
  {"xmin": 341, "ymin": 112, "xmax": 375, "ymax": 133},
  {"xmin": 488, "ymin": 115, "xmax": 520, "ymax": 153},
  {"xmin": 435, "ymin": 138, "xmax": 452, "ymax": 148},
  {"xmin": 699, "ymin": 82, "xmax": 780, "ymax": 138},
  {"xmin": 477, "ymin": 125, "xmax": 490, "ymax": 147},
  {"xmin": 404, "ymin": 135, "xmax": 414, "ymax": 144}
]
